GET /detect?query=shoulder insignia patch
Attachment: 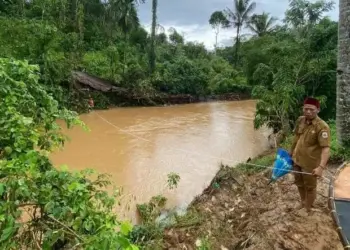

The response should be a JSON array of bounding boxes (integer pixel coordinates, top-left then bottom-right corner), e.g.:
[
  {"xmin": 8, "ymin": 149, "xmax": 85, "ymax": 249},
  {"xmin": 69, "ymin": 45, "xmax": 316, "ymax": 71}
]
[{"xmin": 322, "ymin": 132, "xmax": 328, "ymax": 139}]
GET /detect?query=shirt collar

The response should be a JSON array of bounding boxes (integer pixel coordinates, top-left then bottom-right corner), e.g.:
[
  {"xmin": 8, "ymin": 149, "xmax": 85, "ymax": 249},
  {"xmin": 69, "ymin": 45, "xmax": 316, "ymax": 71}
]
[{"xmin": 304, "ymin": 116, "xmax": 319, "ymax": 125}]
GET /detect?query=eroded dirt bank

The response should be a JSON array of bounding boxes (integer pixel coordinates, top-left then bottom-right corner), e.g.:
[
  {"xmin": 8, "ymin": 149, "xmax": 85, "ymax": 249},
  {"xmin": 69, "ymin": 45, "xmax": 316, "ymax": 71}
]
[{"xmin": 163, "ymin": 164, "xmax": 343, "ymax": 250}]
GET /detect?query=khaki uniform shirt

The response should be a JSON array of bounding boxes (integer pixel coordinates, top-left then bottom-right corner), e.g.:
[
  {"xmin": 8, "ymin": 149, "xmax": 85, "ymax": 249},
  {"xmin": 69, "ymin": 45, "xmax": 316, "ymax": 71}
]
[{"xmin": 292, "ymin": 116, "xmax": 330, "ymax": 170}]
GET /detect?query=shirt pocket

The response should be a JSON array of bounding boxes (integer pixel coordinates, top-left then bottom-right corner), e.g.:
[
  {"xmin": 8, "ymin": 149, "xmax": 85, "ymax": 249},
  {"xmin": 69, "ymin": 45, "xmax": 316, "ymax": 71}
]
[
  {"xmin": 297, "ymin": 125, "xmax": 305, "ymax": 135},
  {"xmin": 305, "ymin": 129, "xmax": 318, "ymax": 145}
]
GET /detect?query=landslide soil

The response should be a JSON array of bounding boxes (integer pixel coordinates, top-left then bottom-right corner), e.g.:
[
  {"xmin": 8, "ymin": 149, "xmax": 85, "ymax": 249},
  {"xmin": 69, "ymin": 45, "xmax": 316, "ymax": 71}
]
[{"xmin": 163, "ymin": 165, "xmax": 343, "ymax": 250}]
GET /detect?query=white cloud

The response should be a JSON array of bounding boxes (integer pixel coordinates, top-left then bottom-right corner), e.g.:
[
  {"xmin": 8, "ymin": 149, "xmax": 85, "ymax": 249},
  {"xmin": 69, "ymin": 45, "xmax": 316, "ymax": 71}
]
[
  {"xmin": 139, "ymin": 0, "xmax": 339, "ymax": 50},
  {"xmin": 142, "ymin": 22, "xmax": 234, "ymax": 50}
]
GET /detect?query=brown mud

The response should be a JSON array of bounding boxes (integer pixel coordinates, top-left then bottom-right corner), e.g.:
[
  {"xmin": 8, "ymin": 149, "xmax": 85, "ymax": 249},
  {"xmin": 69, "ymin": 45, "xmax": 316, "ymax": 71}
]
[
  {"xmin": 334, "ymin": 163, "xmax": 350, "ymax": 199},
  {"xmin": 163, "ymin": 164, "xmax": 343, "ymax": 250}
]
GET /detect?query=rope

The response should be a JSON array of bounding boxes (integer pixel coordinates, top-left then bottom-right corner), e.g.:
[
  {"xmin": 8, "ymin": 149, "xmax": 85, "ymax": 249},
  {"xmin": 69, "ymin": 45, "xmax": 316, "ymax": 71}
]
[
  {"xmin": 96, "ymin": 113, "xmax": 239, "ymax": 163},
  {"xmin": 95, "ymin": 112, "xmax": 332, "ymax": 183},
  {"xmin": 243, "ymin": 162, "xmax": 331, "ymax": 183}
]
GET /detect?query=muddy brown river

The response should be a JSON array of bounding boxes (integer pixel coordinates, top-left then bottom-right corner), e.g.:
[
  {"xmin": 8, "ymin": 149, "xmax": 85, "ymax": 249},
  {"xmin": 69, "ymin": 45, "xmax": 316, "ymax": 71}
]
[{"xmin": 50, "ymin": 100, "xmax": 270, "ymax": 223}]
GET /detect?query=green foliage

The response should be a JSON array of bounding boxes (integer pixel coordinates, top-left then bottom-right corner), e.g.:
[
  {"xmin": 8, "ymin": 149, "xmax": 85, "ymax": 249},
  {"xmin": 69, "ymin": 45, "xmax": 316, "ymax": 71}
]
[
  {"xmin": 90, "ymin": 91, "xmax": 111, "ymax": 110},
  {"xmin": 209, "ymin": 11, "xmax": 230, "ymax": 48},
  {"xmin": 0, "ymin": 0, "xmax": 254, "ymax": 110},
  {"xmin": 248, "ymin": 12, "xmax": 277, "ymax": 37},
  {"xmin": 149, "ymin": 0, "xmax": 158, "ymax": 74},
  {"xmin": 155, "ymin": 56, "xmax": 210, "ymax": 95},
  {"xmin": 0, "ymin": 58, "xmax": 138, "ymax": 249},
  {"xmin": 168, "ymin": 28, "xmax": 184, "ymax": 45},
  {"xmin": 196, "ymin": 236, "xmax": 212, "ymax": 250},
  {"xmin": 328, "ymin": 121, "xmax": 350, "ymax": 161},
  {"xmin": 136, "ymin": 195, "xmax": 167, "ymax": 225},
  {"xmin": 132, "ymin": 172, "xmax": 182, "ymax": 248},
  {"xmin": 284, "ymin": 0, "xmax": 335, "ymax": 28},
  {"xmin": 246, "ymin": 9, "xmax": 337, "ymax": 132},
  {"xmin": 81, "ymin": 49, "xmax": 122, "ymax": 82},
  {"xmin": 167, "ymin": 173, "xmax": 180, "ymax": 190},
  {"xmin": 133, "ymin": 195, "xmax": 167, "ymax": 249},
  {"xmin": 0, "ymin": 0, "xmax": 343, "ymax": 247},
  {"xmin": 172, "ymin": 209, "xmax": 203, "ymax": 228},
  {"xmin": 209, "ymin": 11, "xmax": 230, "ymax": 29},
  {"xmin": 208, "ymin": 57, "xmax": 250, "ymax": 94},
  {"xmin": 0, "ymin": 0, "xmax": 339, "ymax": 115},
  {"xmin": 129, "ymin": 223, "xmax": 163, "ymax": 249},
  {"xmin": 222, "ymin": 0, "xmax": 257, "ymax": 65}
]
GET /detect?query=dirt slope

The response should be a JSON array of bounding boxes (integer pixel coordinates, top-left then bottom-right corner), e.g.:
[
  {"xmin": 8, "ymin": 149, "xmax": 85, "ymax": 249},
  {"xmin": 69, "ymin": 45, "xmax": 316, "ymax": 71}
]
[{"xmin": 163, "ymin": 165, "xmax": 343, "ymax": 250}]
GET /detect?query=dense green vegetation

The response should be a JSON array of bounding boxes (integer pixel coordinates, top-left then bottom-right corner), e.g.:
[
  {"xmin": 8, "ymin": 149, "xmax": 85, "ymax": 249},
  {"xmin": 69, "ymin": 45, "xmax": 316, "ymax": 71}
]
[
  {"xmin": 0, "ymin": 0, "xmax": 250, "ymax": 112},
  {"xmin": 0, "ymin": 0, "xmax": 338, "ymax": 133},
  {"xmin": 0, "ymin": 0, "xmax": 344, "ymax": 248},
  {"xmin": 0, "ymin": 58, "xmax": 138, "ymax": 249},
  {"xmin": 1, "ymin": 0, "xmax": 337, "ymax": 129},
  {"xmin": 214, "ymin": 0, "xmax": 337, "ymax": 136}
]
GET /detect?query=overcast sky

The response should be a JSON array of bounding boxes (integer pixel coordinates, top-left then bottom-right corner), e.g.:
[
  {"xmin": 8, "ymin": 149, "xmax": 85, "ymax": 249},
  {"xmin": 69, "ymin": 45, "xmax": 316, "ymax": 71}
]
[{"xmin": 137, "ymin": 0, "xmax": 339, "ymax": 49}]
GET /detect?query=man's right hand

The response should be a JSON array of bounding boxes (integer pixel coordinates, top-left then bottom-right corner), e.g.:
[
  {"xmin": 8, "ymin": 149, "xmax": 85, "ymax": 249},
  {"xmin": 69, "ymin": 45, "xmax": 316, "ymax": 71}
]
[{"xmin": 312, "ymin": 167, "xmax": 323, "ymax": 177}]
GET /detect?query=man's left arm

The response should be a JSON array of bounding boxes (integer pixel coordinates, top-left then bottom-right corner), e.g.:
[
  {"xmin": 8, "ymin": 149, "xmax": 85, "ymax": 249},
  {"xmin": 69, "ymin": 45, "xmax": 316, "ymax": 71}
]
[
  {"xmin": 313, "ymin": 126, "xmax": 331, "ymax": 175},
  {"xmin": 319, "ymin": 146, "xmax": 330, "ymax": 169}
]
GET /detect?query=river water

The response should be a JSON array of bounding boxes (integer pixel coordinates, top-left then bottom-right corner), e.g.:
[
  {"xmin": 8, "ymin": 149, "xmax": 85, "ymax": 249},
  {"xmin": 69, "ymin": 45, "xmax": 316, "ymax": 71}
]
[{"xmin": 50, "ymin": 100, "xmax": 270, "ymax": 223}]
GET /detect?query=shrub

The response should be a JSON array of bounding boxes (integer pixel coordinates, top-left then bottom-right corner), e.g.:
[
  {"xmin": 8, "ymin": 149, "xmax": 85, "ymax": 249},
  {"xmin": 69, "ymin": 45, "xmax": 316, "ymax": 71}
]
[{"xmin": 0, "ymin": 58, "xmax": 138, "ymax": 249}]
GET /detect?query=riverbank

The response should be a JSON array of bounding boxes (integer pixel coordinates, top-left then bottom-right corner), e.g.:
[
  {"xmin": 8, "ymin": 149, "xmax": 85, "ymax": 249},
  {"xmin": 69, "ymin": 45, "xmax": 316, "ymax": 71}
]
[
  {"xmin": 161, "ymin": 161, "xmax": 342, "ymax": 249},
  {"xmin": 133, "ymin": 126, "xmax": 347, "ymax": 249},
  {"xmin": 78, "ymin": 91, "xmax": 251, "ymax": 112},
  {"xmin": 156, "ymin": 153, "xmax": 343, "ymax": 249}
]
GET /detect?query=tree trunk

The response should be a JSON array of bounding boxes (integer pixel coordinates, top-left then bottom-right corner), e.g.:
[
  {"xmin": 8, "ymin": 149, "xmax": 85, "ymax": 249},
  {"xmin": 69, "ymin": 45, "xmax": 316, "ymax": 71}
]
[
  {"xmin": 337, "ymin": 0, "xmax": 350, "ymax": 147},
  {"xmin": 18, "ymin": 0, "xmax": 24, "ymax": 16},
  {"xmin": 149, "ymin": 0, "xmax": 157, "ymax": 75},
  {"xmin": 123, "ymin": 31, "xmax": 128, "ymax": 76},
  {"xmin": 234, "ymin": 25, "xmax": 240, "ymax": 66},
  {"xmin": 215, "ymin": 27, "xmax": 219, "ymax": 50}
]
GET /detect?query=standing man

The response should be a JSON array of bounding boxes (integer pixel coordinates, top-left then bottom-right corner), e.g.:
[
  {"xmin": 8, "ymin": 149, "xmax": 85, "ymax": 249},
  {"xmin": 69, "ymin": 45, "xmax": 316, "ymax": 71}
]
[
  {"xmin": 88, "ymin": 95, "xmax": 94, "ymax": 112},
  {"xmin": 290, "ymin": 97, "xmax": 331, "ymax": 213}
]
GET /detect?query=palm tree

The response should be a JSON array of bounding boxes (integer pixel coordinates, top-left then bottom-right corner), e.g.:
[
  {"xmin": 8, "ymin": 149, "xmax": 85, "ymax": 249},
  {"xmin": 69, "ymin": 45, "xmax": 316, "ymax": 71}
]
[
  {"xmin": 248, "ymin": 12, "xmax": 277, "ymax": 37},
  {"xmin": 225, "ymin": 0, "xmax": 256, "ymax": 66},
  {"xmin": 115, "ymin": 0, "xmax": 140, "ymax": 36},
  {"xmin": 337, "ymin": 0, "xmax": 350, "ymax": 147}
]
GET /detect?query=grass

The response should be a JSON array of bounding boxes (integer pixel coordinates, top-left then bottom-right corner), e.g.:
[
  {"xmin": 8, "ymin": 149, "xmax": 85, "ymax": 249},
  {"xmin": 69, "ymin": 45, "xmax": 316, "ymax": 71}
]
[
  {"xmin": 130, "ymin": 223, "xmax": 164, "ymax": 249},
  {"xmin": 171, "ymin": 208, "xmax": 203, "ymax": 228},
  {"xmin": 132, "ymin": 196, "xmax": 204, "ymax": 249},
  {"xmin": 196, "ymin": 236, "xmax": 211, "ymax": 250},
  {"xmin": 136, "ymin": 195, "xmax": 167, "ymax": 224},
  {"xmin": 236, "ymin": 154, "xmax": 275, "ymax": 174}
]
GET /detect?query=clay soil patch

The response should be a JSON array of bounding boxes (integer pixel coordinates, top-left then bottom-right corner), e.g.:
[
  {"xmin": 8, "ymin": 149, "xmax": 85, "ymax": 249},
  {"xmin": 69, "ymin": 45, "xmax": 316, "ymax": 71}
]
[{"xmin": 163, "ymin": 165, "xmax": 343, "ymax": 250}]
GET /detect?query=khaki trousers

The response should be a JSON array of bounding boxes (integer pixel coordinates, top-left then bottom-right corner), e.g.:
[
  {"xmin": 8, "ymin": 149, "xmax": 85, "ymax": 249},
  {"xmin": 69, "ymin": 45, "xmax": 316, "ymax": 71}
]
[{"xmin": 293, "ymin": 165, "xmax": 317, "ymax": 209}]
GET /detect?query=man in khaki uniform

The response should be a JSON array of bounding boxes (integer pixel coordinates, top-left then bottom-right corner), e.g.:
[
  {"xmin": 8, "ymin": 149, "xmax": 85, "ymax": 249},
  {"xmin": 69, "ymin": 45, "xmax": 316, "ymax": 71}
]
[{"xmin": 290, "ymin": 97, "xmax": 331, "ymax": 213}]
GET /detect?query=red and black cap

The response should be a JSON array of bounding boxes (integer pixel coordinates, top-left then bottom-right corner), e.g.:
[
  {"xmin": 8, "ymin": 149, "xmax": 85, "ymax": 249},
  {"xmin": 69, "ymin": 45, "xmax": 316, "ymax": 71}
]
[{"xmin": 303, "ymin": 97, "xmax": 320, "ymax": 109}]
